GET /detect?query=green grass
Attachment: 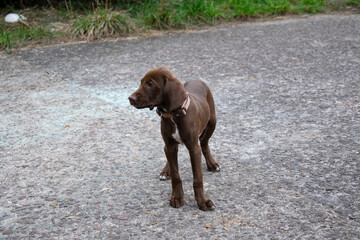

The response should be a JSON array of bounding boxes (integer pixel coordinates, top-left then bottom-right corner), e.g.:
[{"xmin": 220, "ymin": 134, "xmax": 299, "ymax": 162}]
[
  {"xmin": 345, "ymin": 0, "xmax": 360, "ymax": 8},
  {"xmin": 0, "ymin": 30, "xmax": 12, "ymax": 49},
  {"xmin": 72, "ymin": 8, "xmax": 136, "ymax": 40},
  {"xmin": 227, "ymin": 0, "xmax": 261, "ymax": 18},
  {"xmin": 0, "ymin": 26, "xmax": 55, "ymax": 51},
  {"xmin": 292, "ymin": 0, "xmax": 325, "ymax": 14},
  {"xmin": 1, "ymin": 0, "xmax": 359, "ymax": 51},
  {"xmin": 120, "ymin": 0, "xmax": 330, "ymax": 29},
  {"xmin": 129, "ymin": 0, "xmax": 224, "ymax": 29}
]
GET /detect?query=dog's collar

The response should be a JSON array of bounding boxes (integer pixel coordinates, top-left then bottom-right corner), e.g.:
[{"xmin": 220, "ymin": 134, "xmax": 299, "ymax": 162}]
[{"xmin": 156, "ymin": 93, "xmax": 191, "ymax": 119}]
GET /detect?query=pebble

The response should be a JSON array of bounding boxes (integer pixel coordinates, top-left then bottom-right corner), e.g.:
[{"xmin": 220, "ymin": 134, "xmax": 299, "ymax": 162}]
[
  {"xmin": 3, "ymin": 229, "xmax": 13, "ymax": 235},
  {"xmin": 44, "ymin": 197, "xmax": 56, "ymax": 201},
  {"xmin": 111, "ymin": 215, "xmax": 129, "ymax": 220},
  {"xmin": 18, "ymin": 196, "xmax": 26, "ymax": 200},
  {"xmin": 93, "ymin": 224, "xmax": 102, "ymax": 230}
]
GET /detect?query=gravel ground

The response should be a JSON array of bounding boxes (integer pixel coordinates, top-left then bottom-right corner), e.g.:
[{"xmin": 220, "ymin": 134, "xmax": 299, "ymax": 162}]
[{"xmin": 1, "ymin": 14, "xmax": 359, "ymax": 239}]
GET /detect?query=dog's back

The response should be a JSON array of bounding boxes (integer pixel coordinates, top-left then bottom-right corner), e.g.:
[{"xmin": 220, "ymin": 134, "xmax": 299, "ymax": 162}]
[{"xmin": 184, "ymin": 80, "xmax": 216, "ymax": 119}]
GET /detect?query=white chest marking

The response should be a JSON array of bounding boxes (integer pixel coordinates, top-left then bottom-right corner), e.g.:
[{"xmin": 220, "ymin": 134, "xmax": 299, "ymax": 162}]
[{"xmin": 170, "ymin": 119, "xmax": 182, "ymax": 144}]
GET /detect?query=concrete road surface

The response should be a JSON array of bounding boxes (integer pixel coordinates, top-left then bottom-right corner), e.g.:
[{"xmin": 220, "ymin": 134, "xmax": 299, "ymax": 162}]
[{"xmin": 1, "ymin": 14, "xmax": 359, "ymax": 239}]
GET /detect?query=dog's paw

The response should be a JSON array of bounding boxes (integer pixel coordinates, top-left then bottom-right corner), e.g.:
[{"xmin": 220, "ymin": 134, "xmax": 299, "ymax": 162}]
[
  {"xmin": 170, "ymin": 196, "xmax": 184, "ymax": 208},
  {"xmin": 207, "ymin": 163, "xmax": 221, "ymax": 172},
  {"xmin": 198, "ymin": 199, "xmax": 215, "ymax": 211},
  {"xmin": 159, "ymin": 172, "xmax": 171, "ymax": 181}
]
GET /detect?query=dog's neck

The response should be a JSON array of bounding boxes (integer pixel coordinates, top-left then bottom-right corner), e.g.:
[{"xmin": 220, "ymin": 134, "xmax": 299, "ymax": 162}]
[{"xmin": 157, "ymin": 93, "xmax": 190, "ymax": 118}]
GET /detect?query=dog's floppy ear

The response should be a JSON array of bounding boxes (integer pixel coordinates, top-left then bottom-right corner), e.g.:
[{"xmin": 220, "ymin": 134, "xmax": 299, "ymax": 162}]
[
  {"xmin": 162, "ymin": 70, "xmax": 186, "ymax": 111},
  {"xmin": 160, "ymin": 67, "xmax": 179, "ymax": 96}
]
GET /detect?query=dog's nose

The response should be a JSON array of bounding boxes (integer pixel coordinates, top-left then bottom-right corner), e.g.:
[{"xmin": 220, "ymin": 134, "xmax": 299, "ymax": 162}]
[{"xmin": 128, "ymin": 95, "xmax": 137, "ymax": 105}]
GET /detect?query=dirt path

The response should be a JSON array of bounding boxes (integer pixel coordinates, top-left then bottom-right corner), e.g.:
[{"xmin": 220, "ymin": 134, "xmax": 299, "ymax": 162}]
[{"xmin": 1, "ymin": 14, "xmax": 359, "ymax": 239}]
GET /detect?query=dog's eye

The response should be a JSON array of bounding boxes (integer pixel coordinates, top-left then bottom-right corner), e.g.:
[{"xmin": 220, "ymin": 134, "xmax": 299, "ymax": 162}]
[{"xmin": 146, "ymin": 81, "xmax": 154, "ymax": 88}]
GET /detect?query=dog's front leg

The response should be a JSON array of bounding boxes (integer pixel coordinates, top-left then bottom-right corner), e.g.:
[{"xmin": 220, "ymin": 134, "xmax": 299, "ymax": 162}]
[
  {"xmin": 164, "ymin": 143, "xmax": 184, "ymax": 208},
  {"xmin": 187, "ymin": 144, "xmax": 215, "ymax": 211}
]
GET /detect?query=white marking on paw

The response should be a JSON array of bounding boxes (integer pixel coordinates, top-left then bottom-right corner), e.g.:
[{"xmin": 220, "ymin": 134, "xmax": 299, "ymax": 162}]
[{"xmin": 159, "ymin": 175, "xmax": 167, "ymax": 181}]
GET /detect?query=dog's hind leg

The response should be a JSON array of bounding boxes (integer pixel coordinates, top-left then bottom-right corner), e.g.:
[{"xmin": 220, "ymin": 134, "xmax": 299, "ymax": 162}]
[{"xmin": 200, "ymin": 116, "xmax": 220, "ymax": 172}]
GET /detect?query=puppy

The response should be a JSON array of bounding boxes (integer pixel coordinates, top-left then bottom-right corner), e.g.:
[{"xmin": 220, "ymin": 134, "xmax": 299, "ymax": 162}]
[{"xmin": 129, "ymin": 67, "xmax": 219, "ymax": 211}]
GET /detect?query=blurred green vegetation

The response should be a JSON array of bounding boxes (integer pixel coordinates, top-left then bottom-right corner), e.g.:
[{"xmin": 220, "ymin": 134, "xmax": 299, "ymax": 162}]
[{"xmin": 1, "ymin": 0, "xmax": 359, "ymax": 51}]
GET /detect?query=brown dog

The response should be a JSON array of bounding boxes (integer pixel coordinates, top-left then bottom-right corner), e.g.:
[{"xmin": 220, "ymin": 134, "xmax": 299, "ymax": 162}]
[{"xmin": 128, "ymin": 67, "xmax": 220, "ymax": 211}]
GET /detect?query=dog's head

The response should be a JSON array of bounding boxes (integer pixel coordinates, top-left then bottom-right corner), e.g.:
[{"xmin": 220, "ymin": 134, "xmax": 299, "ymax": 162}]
[{"xmin": 128, "ymin": 67, "xmax": 185, "ymax": 111}]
